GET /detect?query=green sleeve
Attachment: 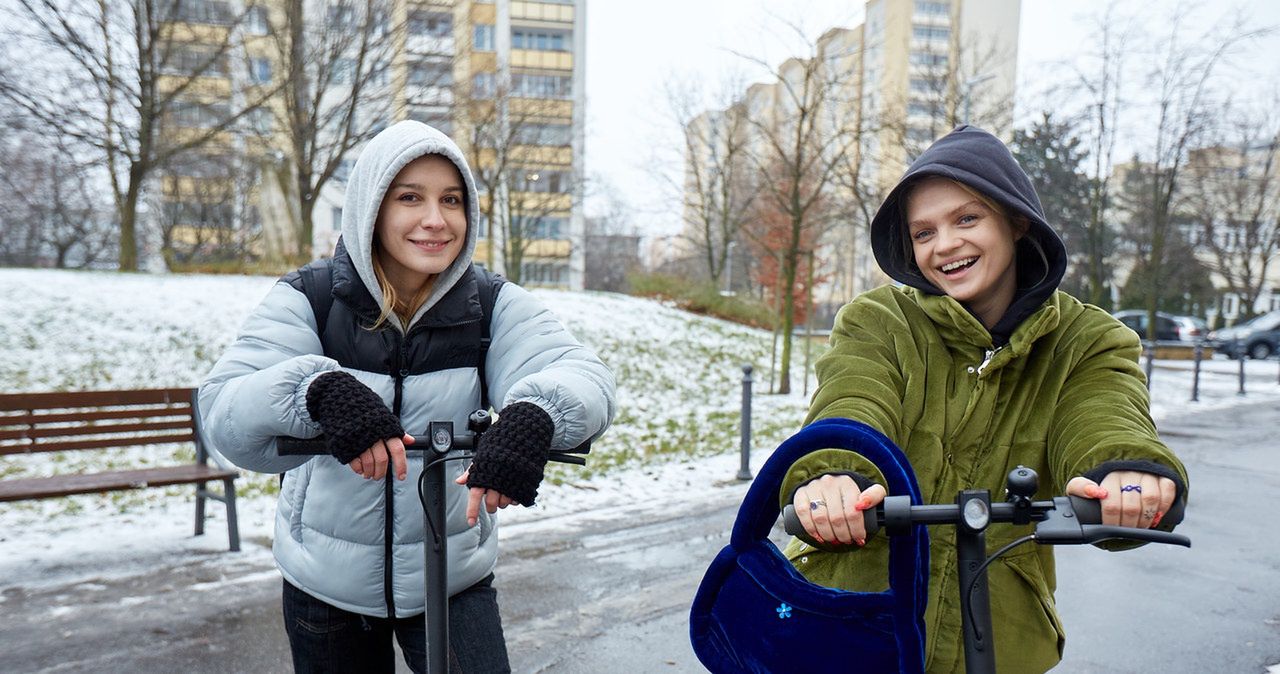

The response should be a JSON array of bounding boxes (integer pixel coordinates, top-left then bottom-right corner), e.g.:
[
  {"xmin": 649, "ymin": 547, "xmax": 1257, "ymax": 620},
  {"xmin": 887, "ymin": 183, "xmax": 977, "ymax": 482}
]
[
  {"xmin": 779, "ymin": 295, "xmax": 906, "ymax": 511},
  {"xmin": 1046, "ymin": 322, "xmax": 1190, "ymax": 495},
  {"xmin": 803, "ymin": 295, "xmax": 908, "ymax": 436}
]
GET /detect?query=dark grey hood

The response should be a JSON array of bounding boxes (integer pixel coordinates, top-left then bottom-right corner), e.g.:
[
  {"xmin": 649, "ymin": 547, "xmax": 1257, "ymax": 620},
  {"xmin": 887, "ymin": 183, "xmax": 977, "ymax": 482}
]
[{"xmin": 869, "ymin": 125, "xmax": 1068, "ymax": 343}]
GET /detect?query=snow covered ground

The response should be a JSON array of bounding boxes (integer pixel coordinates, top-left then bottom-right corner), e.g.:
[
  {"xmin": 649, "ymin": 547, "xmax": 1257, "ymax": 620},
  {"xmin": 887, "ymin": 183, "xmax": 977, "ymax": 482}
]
[{"xmin": 3, "ymin": 268, "xmax": 1279, "ymax": 594}]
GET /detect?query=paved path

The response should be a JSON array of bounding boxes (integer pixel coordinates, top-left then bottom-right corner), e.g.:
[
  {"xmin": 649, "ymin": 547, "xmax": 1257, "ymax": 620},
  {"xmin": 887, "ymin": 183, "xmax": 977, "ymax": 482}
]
[{"xmin": 2, "ymin": 401, "xmax": 1278, "ymax": 672}]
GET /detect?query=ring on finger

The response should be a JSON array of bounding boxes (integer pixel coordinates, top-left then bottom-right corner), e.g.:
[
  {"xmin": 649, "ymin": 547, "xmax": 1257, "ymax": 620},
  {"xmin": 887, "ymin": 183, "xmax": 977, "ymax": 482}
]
[{"xmin": 809, "ymin": 499, "xmax": 826, "ymax": 511}]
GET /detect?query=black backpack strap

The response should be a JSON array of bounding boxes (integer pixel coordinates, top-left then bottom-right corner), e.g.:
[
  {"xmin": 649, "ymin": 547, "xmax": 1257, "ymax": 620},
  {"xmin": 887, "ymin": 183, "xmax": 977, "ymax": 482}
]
[
  {"xmin": 475, "ymin": 268, "xmax": 506, "ymax": 411},
  {"xmin": 299, "ymin": 261, "xmax": 334, "ymax": 340}
]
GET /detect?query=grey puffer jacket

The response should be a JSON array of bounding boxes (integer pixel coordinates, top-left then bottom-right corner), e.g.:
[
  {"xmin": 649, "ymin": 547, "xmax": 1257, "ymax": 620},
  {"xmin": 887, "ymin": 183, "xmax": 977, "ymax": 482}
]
[{"xmin": 199, "ymin": 121, "xmax": 616, "ymax": 618}]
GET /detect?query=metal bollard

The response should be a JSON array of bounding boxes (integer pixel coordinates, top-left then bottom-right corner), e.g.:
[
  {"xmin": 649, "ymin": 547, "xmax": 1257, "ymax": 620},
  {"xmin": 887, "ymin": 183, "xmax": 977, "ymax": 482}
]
[
  {"xmin": 1238, "ymin": 354, "xmax": 1246, "ymax": 396},
  {"xmin": 1143, "ymin": 341, "xmax": 1155, "ymax": 390},
  {"xmin": 1191, "ymin": 343, "xmax": 1203, "ymax": 402},
  {"xmin": 737, "ymin": 364, "xmax": 754, "ymax": 481}
]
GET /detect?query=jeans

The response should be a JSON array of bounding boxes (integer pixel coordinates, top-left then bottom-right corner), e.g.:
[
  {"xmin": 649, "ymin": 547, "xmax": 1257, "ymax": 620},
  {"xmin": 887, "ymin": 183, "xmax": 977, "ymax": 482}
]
[{"xmin": 282, "ymin": 575, "xmax": 511, "ymax": 674}]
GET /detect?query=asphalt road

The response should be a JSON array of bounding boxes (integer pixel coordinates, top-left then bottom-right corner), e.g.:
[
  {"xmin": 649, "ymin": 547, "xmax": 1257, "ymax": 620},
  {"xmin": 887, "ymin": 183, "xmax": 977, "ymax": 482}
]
[{"xmin": 2, "ymin": 401, "xmax": 1278, "ymax": 673}]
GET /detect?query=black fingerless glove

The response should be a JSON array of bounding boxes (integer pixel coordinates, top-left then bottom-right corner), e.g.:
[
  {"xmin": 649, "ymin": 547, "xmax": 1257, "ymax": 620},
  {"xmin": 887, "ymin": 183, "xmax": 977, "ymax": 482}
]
[
  {"xmin": 466, "ymin": 402, "xmax": 554, "ymax": 507},
  {"xmin": 305, "ymin": 371, "xmax": 404, "ymax": 464}
]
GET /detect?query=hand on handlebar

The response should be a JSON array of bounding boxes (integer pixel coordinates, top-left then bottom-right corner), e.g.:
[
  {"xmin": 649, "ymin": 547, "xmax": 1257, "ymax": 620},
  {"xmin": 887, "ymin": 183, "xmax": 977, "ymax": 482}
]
[
  {"xmin": 791, "ymin": 474, "xmax": 887, "ymax": 546},
  {"xmin": 349, "ymin": 433, "xmax": 415, "ymax": 481},
  {"xmin": 1065, "ymin": 470, "xmax": 1177, "ymax": 529},
  {"xmin": 455, "ymin": 467, "xmax": 516, "ymax": 527}
]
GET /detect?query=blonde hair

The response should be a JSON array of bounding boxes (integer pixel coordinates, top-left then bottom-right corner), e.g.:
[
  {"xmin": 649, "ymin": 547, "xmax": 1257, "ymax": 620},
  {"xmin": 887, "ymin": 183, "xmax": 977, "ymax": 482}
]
[{"xmin": 370, "ymin": 244, "xmax": 434, "ymax": 331}]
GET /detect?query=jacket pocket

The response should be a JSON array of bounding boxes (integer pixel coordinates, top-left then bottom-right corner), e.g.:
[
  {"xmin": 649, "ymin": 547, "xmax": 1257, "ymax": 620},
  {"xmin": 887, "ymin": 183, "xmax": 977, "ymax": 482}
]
[
  {"xmin": 997, "ymin": 550, "xmax": 1066, "ymax": 670},
  {"xmin": 289, "ymin": 459, "xmax": 316, "ymax": 543}
]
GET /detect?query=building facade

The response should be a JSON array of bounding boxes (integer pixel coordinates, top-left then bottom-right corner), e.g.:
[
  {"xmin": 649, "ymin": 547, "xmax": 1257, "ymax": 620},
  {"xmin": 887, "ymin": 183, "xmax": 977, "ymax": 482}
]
[
  {"xmin": 679, "ymin": 0, "xmax": 1020, "ymax": 311},
  {"xmin": 159, "ymin": 0, "xmax": 586, "ymax": 288}
]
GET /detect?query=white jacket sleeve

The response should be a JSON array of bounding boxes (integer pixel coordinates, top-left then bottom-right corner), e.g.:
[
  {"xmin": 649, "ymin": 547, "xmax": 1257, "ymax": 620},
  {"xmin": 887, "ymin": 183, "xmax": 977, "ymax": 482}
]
[
  {"xmin": 485, "ymin": 285, "xmax": 616, "ymax": 450},
  {"xmin": 198, "ymin": 282, "xmax": 340, "ymax": 473}
]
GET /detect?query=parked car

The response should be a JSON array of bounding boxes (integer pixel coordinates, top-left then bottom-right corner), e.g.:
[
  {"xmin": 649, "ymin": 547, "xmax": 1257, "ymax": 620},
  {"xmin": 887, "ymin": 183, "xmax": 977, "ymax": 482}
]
[
  {"xmin": 1207, "ymin": 310, "xmax": 1280, "ymax": 360},
  {"xmin": 1111, "ymin": 309, "xmax": 1207, "ymax": 343}
]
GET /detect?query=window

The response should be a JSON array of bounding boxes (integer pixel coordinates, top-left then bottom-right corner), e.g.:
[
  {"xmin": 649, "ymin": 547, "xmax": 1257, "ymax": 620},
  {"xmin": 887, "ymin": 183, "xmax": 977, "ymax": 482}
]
[
  {"xmin": 331, "ymin": 206, "xmax": 343, "ymax": 232},
  {"xmin": 512, "ymin": 73, "xmax": 571, "ymax": 99},
  {"xmin": 914, "ymin": 1, "xmax": 949, "ymax": 16},
  {"xmin": 327, "ymin": 5, "xmax": 355, "ymax": 29},
  {"xmin": 409, "ymin": 10, "xmax": 452, "ymax": 37},
  {"xmin": 907, "ymin": 100, "xmax": 938, "ymax": 117},
  {"xmin": 249, "ymin": 57, "xmax": 272, "ymax": 84},
  {"xmin": 912, "ymin": 25, "xmax": 950, "ymax": 41},
  {"xmin": 1223, "ymin": 293, "xmax": 1240, "ymax": 319},
  {"xmin": 472, "ymin": 73, "xmax": 496, "ymax": 99},
  {"xmin": 473, "ymin": 24, "xmax": 495, "ymax": 51},
  {"xmin": 910, "ymin": 51, "xmax": 948, "ymax": 67},
  {"xmin": 163, "ymin": 200, "xmax": 234, "ymax": 227},
  {"xmin": 407, "ymin": 108, "xmax": 453, "ymax": 135},
  {"xmin": 245, "ymin": 5, "xmax": 269, "ymax": 34},
  {"xmin": 332, "ymin": 58, "xmax": 354, "ymax": 84},
  {"xmin": 516, "ymin": 170, "xmax": 569, "ymax": 193},
  {"xmin": 1270, "ymin": 291, "xmax": 1280, "ymax": 313},
  {"xmin": 165, "ymin": 0, "xmax": 233, "ymax": 25},
  {"xmin": 514, "ymin": 123, "xmax": 572, "ymax": 146},
  {"xmin": 409, "ymin": 59, "xmax": 452, "ymax": 87},
  {"xmin": 909, "ymin": 77, "xmax": 936, "ymax": 94},
  {"xmin": 170, "ymin": 100, "xmax": 231, "ymax": 128},
  {"xmin": 522, "ymin": 217, "xmax": 566, "ymax": 239},
  {"xmin": 521, "ymin": 262, "xmax": 568, "ymax": 285},
  {"xmin": 248, "ymin": 107, "xmax": 273, "ymax": 134},
  {"xmin": 162, "ymin": 46, "xmax": 228, "ymax": 77},
  {"xmin": 512, "ymin": 29, "xmax": 571, "ymax": 52}
]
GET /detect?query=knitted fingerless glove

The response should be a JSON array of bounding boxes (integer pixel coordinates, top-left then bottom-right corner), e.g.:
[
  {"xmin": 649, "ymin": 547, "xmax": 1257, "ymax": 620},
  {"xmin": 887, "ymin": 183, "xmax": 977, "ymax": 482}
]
[
  {"xmin": 467, "ymin": 402, "xmax": 554, "ymax": 507},
  {"xmin": 305, "ymin": 371, "xmax": 404, "ymax": 464}
]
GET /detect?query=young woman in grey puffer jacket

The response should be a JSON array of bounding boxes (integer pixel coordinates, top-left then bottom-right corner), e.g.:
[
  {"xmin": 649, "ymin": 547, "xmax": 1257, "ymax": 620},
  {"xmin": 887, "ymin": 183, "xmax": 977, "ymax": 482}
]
[{"xmin": 199, "ymin": 121, "xmax": 616, "ymax": 673}]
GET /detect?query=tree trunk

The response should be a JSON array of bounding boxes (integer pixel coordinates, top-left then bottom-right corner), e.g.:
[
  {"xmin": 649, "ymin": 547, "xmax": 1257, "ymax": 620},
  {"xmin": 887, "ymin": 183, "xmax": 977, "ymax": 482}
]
[{"xmin": 118, "ymin": 174, "xmax": 143, "ymax": 271}]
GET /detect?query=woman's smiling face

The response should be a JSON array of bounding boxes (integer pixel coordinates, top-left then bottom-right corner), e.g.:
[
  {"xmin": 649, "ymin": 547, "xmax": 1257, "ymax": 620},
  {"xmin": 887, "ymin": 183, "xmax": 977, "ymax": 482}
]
[
  {"xmin": 374, "ymin": 154, "xmax": 467, "ymax": 298},
  {"xmin": 905, "ymin": 177, "xmax": 1021, "ymax": 328}
]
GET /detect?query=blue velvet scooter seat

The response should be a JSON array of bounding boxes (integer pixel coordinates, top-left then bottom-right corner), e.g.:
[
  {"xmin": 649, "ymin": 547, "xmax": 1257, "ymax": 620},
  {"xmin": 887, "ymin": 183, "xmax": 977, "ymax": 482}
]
[{"xmin": 689, "ymin": 418, "xmax": 929, "ymax": 673}]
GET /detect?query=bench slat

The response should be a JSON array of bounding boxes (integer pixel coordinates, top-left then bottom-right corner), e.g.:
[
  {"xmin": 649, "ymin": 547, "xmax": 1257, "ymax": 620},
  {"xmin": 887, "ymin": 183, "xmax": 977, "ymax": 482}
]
[
  {"xmin": 0, "ymin": 419, "xmax": 194, "ymax": 442},
  {"xmin": 0, "ymin": 405, "xmax": 191, "ymax": 426},
  {"xmin": 0, "ymin": 432, "xmax": 196, "ymax": 456},
  {"xmin": 0, "ymin": 388, "xmax": 194, "ymax": 411},
  {"xmin": 0, "ymin": 465, "xmax": 239, "ymax": 501}
]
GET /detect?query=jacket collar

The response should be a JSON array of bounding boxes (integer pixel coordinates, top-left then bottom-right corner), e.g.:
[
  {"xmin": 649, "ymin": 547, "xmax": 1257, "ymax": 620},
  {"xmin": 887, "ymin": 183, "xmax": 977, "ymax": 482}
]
[
  {"xmin": 330, "ymin": 239, "xmax": 484, "ymax": 331},
  {"xmin": 914, "ymin": 288, "xmax": 1062, "ymax": 372}
]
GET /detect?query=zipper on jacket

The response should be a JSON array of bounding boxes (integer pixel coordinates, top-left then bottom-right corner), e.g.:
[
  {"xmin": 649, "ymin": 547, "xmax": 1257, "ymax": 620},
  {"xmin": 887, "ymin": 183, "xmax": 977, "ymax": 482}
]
[
  {"xmin": 384, "ymin": 338, "xmax": 408, "ymax": 619},
  {"xmin": 976, "ymin": 347, "xmax": 1003, "ymax": 376}
]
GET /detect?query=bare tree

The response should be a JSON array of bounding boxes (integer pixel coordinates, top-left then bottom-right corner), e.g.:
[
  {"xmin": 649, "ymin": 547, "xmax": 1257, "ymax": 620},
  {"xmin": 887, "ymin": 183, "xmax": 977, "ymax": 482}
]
[
  {"xmin": 1128, "ymin": 8, "xmax": 1265, "ymax": 338},
  {"xmin": 1066, "ymin": 3, "xmax": 1136, "ymax": 309},
  {"xmin": 1182, "ymin": 106, "xmax": 1280, "ymax": 319},
  {"xmin": 0, "ymin": 127, "xmax": 115, "ymax": 268},
  {"xmin": 663, "ymin": 74, "xmax": 757, "ymax": 286},
  {"xmin": 456, "ymin": 74, "xmax": 579, "ymax": 285},
  {"xmin": 267, "ymin": 0, "xmax": 404, "ymax": 260},
  {"xmin": 0, "ymin": 0, "xmax": 283, "ymax": 271},
  {"xmin": 154, "ymin": 150, "xmax": 259, "ymax": 268},
  {"xmin": 737, "ymin": 23, "xmax": 860, "ymax": 395}
]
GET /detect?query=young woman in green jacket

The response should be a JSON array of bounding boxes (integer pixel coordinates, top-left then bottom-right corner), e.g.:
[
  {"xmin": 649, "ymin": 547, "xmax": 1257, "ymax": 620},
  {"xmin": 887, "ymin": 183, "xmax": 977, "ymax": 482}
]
[{"xmin": 781, "ymin": 126, "xmax": 1188, "ymax": 673}]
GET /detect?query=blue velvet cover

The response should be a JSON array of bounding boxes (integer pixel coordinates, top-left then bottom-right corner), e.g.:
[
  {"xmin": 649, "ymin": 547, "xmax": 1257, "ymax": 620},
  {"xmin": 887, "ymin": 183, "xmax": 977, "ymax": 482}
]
[{"xmin": 689, "ymin": 418, "xmax": 929, "ymax": 673}]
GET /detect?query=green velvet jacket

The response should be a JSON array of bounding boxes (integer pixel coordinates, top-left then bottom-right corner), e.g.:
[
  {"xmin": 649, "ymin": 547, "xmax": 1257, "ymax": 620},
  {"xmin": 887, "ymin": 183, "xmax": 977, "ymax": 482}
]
[{"xmin": 779, "ymin": 285, "xmax": 1189, "ymax": 673}]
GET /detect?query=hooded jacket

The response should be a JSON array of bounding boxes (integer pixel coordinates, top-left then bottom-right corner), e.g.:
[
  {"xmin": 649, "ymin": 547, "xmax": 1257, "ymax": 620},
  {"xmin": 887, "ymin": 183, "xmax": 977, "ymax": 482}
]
[
  {"xmin": 199, "ymin": 121, "xmax": 616, "ymax": 618},
  {"xmin": 778, "ymin": 126, "xmax": 1187, "ymax": 672}
]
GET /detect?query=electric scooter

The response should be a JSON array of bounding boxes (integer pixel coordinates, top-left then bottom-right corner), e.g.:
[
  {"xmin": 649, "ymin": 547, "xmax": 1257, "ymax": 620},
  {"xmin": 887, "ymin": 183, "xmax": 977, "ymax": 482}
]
[
  {"xmin": 277, "ymin": 409, "xmax": 588, "ymax": 673},
  {"xmin": 782, "ymin": 465, "xmax": 1189, "ymax": 674}
]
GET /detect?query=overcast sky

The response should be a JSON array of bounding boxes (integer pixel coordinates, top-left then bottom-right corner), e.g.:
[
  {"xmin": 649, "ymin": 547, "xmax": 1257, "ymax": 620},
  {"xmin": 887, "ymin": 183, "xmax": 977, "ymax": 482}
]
[{"xmin": 582, "ymin": 0, "xmax": 1280, "ymax": 238}]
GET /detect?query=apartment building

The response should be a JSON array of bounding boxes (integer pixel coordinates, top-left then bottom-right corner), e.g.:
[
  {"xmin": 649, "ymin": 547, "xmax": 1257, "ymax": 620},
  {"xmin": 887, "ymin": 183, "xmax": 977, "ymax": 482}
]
[
  {"xmin": 680, "ymin": 0, "xmax": 1019, "ymax": 309},
  {"xmin": 158, "ymin": 0, "xmax": 585, "ymax": 288}
]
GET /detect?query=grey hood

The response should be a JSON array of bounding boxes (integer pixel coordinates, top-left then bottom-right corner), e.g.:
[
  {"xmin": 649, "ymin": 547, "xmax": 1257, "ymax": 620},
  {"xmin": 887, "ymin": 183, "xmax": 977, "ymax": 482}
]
[{"xmin": 341, "ymin": 120, "xmax": 480, "ymax": 328}]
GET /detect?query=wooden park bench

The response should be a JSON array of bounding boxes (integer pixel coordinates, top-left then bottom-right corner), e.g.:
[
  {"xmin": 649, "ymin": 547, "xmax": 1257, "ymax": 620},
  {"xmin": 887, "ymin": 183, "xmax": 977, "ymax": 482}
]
[{"xmin": 0, "ymin": 388, "xmax": 240, "ymax": 551}]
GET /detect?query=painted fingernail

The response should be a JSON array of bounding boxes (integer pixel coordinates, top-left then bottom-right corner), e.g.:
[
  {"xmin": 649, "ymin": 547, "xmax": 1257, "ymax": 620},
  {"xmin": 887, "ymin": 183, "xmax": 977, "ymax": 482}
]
[
  {"xmin": 855, "ymin": 538, "xmax": 866, "ymax": 547},
  {"xmin": 814, "ymin": 533, "xmax": 826, "ymax": 544},
  {"xmin": 1152, "ymin": 511, "xmax": 1164, "ymax": 527},
  {"xmin": 856, "ymin": 498, "xmax": 873, "ymax": 511}
]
